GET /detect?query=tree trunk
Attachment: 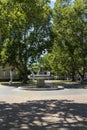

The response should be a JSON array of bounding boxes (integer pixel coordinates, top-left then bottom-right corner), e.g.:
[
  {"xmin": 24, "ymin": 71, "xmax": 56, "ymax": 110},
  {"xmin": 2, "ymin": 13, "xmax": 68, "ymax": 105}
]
[
  {"xmin": 78, "ymin": 71, "xmax": 85, "ymax": 81},
  {"xmin": 19, "ymin": 67, "xmax": 28, "ymax": 83},
  {"xmin": 79, "ymin": 74, "xmax": 85, "ymax": 81},
  {"xmin": 71, "ymin": 72, "xmax": 76, "ymax": 81},
  {"xmin": 71, "ymin": 68, "xmax": 76, "ymax": 81}
]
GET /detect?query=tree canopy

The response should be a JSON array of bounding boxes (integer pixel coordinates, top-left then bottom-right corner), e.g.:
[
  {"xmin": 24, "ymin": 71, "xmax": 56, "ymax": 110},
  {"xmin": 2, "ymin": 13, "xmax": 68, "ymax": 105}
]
[
  {"xmin": 0, "ymin": 0, "xmax": 52, "ymax": 82},
  {"xmin": 42, "ymin": 0, "xmax": 87, "ymax": 81},
  {"xmin": 1, "ymin": 0, "xmax": 87, "ymax": 82}
]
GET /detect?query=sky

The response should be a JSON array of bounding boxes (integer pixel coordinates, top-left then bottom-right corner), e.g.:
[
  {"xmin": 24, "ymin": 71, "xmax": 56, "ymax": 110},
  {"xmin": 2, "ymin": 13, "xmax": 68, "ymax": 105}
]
[
  {"xmin": 50, "ymin": 0, "xmax": 56, "ymax": 8},
  {"xmin": 51, "ymin": 0, "xmax": 56, "ymax": 1},
  {"xmin": 50, "ymin": 0, "xmax": 75, "ymax": 8}
]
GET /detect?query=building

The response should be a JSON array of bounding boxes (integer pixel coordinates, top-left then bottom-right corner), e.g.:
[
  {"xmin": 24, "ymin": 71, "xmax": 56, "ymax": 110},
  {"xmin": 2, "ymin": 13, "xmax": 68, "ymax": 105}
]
[{"xmin": 0, "ymin": 65, "xmax": 19, "ymax": 81}]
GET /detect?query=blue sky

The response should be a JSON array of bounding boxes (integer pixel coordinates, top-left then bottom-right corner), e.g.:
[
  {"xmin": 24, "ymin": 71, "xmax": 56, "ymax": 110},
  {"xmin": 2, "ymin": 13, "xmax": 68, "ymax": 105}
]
[
  {"xmin": 50, "ymin": 0, "xmax": 75, "ymax": 8},
  {"xmin": 51, "ymin": 0, "xmax": 56, "ymax": 2},
  {"xmin": 50, "ymin": 0, "xmax": 56, "ymax": 8}
]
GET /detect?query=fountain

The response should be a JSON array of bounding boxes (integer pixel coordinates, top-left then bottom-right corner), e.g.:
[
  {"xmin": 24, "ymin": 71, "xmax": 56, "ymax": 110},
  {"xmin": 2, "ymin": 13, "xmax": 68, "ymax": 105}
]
[{"xmin": 29, "ymin": 65, "xmax": 53, "ymax": 88}]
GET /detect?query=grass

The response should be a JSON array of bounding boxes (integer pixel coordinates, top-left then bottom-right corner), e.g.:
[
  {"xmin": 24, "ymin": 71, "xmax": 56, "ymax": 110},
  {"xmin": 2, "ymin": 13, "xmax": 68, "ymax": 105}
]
[
  {"xmin": 0, "ymin": 81, "xmax": 22, "ymax": 86},
  {"xmin": 46, "ymin": 80, "xmax": 80, "ymax": 85},
  {"xmin": 0, "ymin": 79, "xmax": 36, "ymax": 86},
  {"xmin": 0, "ymin": 80, "xmax": 81, "ymax": 88}
]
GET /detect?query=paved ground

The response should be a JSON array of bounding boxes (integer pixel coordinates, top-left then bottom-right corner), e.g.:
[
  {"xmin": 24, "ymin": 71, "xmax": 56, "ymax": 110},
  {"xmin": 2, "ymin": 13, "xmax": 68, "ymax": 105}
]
[
  {"xmin": 0, "ymin": 84, "xmax": 87, "ymax": 103},
  {"xmin": 0, "ymin": 84, "xmax": 87, "ymax": 130}
]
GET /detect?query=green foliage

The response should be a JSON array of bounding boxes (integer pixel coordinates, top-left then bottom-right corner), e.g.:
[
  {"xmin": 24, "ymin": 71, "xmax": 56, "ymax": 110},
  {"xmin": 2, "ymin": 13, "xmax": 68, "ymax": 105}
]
[
  {"xmin": 0, "ymin": 0, "xmax": 52, "ymax": 83},
  {"xmin": 51, "ymin": 0, "xmax": 87, "ymax": 80}
]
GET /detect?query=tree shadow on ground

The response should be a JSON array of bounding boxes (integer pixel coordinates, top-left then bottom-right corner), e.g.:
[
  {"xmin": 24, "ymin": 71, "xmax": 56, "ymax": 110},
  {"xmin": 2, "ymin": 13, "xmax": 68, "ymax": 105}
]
[
  {"xmin": 0, "ymin": 100, "xmax": 87, "ymax": 130},
  {"xmin": 55, "ymin": 83, "xmax": 87, "ymax": 89}
]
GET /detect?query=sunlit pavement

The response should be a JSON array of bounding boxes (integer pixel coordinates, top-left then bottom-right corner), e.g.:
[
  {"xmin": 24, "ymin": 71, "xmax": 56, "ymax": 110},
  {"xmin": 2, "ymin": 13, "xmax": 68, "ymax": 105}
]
[{"xmin": 0, "ymin": 84, "xmax": 87, "ymax": 103}]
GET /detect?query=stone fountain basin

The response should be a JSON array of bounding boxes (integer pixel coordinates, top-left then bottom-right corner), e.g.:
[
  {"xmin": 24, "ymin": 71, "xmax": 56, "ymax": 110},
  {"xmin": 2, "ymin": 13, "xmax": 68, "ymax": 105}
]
[
  {"xmin": 29, "ymin": 75, "xmax": 53, "ymax": 80},
  {"xmin": 28, "ymin": 75, "xmax": 54, "ymax": 88}
]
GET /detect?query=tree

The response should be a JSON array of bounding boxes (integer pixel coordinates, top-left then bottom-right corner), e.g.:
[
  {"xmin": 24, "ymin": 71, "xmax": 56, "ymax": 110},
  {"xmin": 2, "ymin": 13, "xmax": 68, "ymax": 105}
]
[
  {"xmin": 0, "ymin": 0, "xmax": 52, "ymax": 83},
  {"xmin": 52, "ymin": 0, "xmax": 87, "ymax": 81}
]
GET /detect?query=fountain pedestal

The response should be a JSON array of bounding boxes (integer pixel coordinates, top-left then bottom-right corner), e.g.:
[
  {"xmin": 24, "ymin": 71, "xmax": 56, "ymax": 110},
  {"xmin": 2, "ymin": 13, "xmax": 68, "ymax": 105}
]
[{"xmin": 37, "ymin": 79, "xmax": 45, "ymax": 88}]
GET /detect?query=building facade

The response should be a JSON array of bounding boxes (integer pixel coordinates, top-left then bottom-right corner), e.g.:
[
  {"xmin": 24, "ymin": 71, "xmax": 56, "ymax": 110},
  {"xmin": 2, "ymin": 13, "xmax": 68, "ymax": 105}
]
[{"xmin": 0, "ymin": 65, "xmax": 19, "ymax": 81}]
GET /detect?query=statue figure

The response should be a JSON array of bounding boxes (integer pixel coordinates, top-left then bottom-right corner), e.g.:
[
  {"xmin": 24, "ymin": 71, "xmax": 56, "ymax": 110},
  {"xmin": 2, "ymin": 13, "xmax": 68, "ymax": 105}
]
[
  {"xmin": 9, "ymin": 69, "xmax": 13, "ymax": 84},
  {"xmin": 38, "ymin": 65, "xmax": 44, "ymax": 74}
]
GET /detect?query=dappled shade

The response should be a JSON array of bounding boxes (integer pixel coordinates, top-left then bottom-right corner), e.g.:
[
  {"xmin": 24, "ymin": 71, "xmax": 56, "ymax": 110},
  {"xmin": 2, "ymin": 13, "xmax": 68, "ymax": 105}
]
[{"xmin": 0, "ymin": 100, "xmax": 87, "ymax": 130}]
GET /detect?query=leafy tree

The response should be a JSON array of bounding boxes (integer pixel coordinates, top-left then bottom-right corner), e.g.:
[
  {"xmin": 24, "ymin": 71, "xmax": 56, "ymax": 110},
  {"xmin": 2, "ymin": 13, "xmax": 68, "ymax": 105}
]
[
  {"xmin": 41, "ymin": 53, "xmax": 54, "ymax": 72},
  {"xmin": 52, "ymin": 0, "xmax": 87, "ymax": 81},
  {"xmin": 0, "ymin": 0, "xmax": 52, "ymax": 83}
]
